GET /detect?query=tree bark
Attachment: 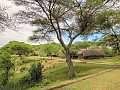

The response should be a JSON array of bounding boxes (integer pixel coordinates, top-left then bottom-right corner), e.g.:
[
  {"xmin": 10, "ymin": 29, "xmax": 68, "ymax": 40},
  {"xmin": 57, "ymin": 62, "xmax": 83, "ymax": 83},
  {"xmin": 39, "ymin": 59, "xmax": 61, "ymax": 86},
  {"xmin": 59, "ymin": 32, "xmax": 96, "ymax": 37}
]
[
  {"xmin": 51, "ymin": 55, "xmax": 52, "ymax": 59},
  {"xmin": 116, "ymin": 43, "xmax": 120, "ymax": 55},
  {"xmin": 66, "ymin": 50, "xmax": 75, "ymax": 79}
]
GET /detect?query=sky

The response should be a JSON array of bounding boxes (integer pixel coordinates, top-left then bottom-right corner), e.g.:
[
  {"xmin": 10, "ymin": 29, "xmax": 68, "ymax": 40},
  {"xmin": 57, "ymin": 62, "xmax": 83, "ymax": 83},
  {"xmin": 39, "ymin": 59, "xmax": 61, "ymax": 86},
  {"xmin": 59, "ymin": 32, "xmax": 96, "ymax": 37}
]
[{"xmin": 0, "ymin": 0, "xmax": 60, "ymax": 47}]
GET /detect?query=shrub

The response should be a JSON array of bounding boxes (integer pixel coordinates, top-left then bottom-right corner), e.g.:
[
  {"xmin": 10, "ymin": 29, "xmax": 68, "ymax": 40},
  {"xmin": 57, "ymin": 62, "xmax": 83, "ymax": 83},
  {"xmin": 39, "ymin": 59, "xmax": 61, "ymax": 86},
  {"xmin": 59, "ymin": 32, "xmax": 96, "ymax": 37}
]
[
  {"xmin": 19, "ymin": 74, "xmax": 35, "ymax": 88},
  {"xmin": 28, "ymin": 62, "xmax": 44, "ymax": 82},
  {"xmin": 45, "ymin": 60, "xmax": 47, "ymax": 63},
  {"xmin": 22, "ymin": 58, "xmax": 33, "ymax": 63},
  {"xmin": 53, "ymin": 65, "xmax": 55, "ymax": 68},
  {"xmin": 20, "ymin": 66, "xmax": 27, "ymax": 72},
  {"xmin": 42, "ymin": 79, "xmax": 51, "ymax": 86}
]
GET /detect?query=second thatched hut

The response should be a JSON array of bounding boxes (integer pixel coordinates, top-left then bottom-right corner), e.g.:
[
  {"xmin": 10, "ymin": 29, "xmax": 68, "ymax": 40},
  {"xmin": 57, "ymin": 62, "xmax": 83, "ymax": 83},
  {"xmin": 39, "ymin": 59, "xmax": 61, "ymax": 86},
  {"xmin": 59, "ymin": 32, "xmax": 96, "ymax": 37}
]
[{"xmin": 78, "ymin": 49, "xmax": 106, "ymax": 59}]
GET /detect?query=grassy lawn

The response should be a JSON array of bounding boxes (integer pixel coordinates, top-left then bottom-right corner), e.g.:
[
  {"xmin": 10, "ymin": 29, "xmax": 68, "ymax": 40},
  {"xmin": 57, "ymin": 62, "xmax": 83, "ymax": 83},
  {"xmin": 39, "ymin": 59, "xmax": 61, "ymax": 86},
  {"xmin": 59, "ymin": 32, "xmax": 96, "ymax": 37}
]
[
  {"xmin": 58, "ymin": 69, "xmax": 120, "ymax": 90},
  {"xmin": 85, "ymin": 57, "xmax": 120, "ymax": 64},
  {"xmin": 28, "ymin": 62, "xmax": 119, "ymax": 90},
  {"xmin": 43, "ymin": 62, "xmax": 119, "ymax": 82}
]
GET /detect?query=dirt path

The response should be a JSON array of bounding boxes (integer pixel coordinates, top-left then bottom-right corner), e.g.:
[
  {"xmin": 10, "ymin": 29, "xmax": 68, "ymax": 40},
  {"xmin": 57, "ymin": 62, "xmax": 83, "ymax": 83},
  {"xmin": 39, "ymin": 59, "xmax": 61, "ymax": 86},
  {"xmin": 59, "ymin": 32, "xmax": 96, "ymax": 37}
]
[{"xmin": 40, "ymin": 57, "xmax": 120, "ymax": 65}]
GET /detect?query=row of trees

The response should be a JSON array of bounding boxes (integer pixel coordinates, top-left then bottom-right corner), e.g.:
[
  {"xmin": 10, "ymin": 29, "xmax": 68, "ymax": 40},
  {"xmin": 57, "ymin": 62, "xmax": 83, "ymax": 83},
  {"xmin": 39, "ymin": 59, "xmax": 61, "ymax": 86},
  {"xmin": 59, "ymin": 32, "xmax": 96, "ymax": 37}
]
[{"xmin": 32, "ymin": 40, "xmax": 117, "ymax": 58}]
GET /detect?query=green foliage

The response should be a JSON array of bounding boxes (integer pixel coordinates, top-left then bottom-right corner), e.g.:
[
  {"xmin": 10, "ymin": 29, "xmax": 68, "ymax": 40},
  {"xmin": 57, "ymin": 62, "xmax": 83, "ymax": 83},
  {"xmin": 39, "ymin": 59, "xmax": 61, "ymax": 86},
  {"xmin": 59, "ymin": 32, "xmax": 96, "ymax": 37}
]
[
  {"xmin": 1, "ymin": 41, "xmax": 34, "ymax": 56},
  {"xmin": 31, "ymin": 18, "xmax": 49, "ymax": 26},
  {"xmin": 71, "ymin": 41, "xmax": 93, "ymax": 51},
  {"xmin": 20, "ymin": 66, "xmax": 27, "ymax": 72},
  {"xmin": 45, "ymin": 60, "xmax": 47, "ymax": 63},
  {"xmin": 0, "ymin": 51, "xmax": 12, "ymax": 69},
  {"xmin": 42, "ymin": 79, "xmax": 51, "ymax": 86},
  {"xmin": 0, "ymin": 51, "xmax": 14, "ymax": 86},
  {"xmin": 97, "ymin": 35, "xmax": 118, "ymax": 46},
  {"xmin": 101, "ymin": 46, "xmax": 115, "ymax": 57},
  {"xmin": 39, "ymin": 43, "xmax": 62, "ymax": 57},
  {"xmin": 19, "ymin": 74, "xmax": 35, "ymax": 88},
  {"xmin": 58, "ymin": 50, "xmax": 65, "ymax": 59},
  {"xmin": 28, "ymin": 62, "xmax": 44, "ymax": 82},
  {"xmin": 97, "ymin": 9, "xmax": 120, "ymax": 29},
  {"xmin": 97, "ymin": 35, "xmax": 120, "ymax": 55},
  {"xmin": 78, "ymin": 55, "xmax": 84, "ymax": 59},
  {"xmin": 1, "ymin": 41, "xmax": 34, "ymax": 65}
]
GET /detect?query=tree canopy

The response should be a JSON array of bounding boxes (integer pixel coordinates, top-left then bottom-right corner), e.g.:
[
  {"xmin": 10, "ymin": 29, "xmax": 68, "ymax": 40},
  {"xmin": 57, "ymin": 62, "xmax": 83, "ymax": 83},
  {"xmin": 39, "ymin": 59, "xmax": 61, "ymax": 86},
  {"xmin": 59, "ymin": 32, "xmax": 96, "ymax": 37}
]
[
  {"xmin": 1, "ymin": 41, "xmax": 34, "ymax": 65},
  {"xmin": 38, "ymin": 43, "xmax": 62, "ymax": 58},
  {"xmin": 97, "ymin": 35, "xmax": 120, "ymax": 54},
  {"xmin": 0, "ymin": 51, "xmax": 13, "ymax": 85}
]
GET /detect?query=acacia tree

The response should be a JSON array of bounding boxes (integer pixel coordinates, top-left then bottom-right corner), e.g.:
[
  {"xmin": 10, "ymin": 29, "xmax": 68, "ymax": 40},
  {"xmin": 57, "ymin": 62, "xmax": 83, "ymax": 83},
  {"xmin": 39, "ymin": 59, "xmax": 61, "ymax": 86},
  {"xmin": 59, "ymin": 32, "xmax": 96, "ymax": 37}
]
[
  {"xmin": 10, "ymin": 0, "xmax": 119, "ymax": 78},
  {"xmin": 97, "ymin": 35, "xmax": 120, "ymax": 54},
  {"xmin": 96, "ymin": 8, "xmax": 120, "ymax": 54},
  {"xmin": 1, "ymin": 42, "xmax": 34, "ymax": 65}
]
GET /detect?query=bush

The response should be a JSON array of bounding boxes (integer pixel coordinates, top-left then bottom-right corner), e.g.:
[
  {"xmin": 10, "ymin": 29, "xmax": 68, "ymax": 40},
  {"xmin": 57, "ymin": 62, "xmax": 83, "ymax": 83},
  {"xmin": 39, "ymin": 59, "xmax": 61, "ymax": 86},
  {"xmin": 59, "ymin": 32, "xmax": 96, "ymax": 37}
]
[
  {"xmin": 42, "ymin": 79, "xmax": 51, "ymax": 86},
  {"xmin": 28, "ymin": 62, "xmax": 44, "ymax": 82},
  {"xmin": 19, "ymin": 74, "xmax": 35, "ymax": 88},
  {"xmin": 45, "ymin": 60, "xmax": 47, "ymax": 63},
  {"xmin": 20, "ymin": 66, "xmax": 27, "ymax": 72}
]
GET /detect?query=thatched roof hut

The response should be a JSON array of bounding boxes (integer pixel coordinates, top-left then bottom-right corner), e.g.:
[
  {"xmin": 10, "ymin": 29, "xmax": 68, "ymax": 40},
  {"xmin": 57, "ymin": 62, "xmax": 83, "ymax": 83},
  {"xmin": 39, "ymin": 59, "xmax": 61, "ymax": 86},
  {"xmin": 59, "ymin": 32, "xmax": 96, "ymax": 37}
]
[{"xmin": 78, "ymin": 49, "xmax": 106, "ymax": 59}]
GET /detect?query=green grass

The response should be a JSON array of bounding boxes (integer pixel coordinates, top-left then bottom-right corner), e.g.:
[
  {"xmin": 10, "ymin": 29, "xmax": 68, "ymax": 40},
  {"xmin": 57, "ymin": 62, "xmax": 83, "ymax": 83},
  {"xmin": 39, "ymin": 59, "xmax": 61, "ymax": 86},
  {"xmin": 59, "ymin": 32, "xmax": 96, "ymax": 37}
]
[
  {"xmin": 43, "ymin": 62, "xmax": 119, "ymax": 81},
  {"xmin": 58, "ymin": 69, "xmax": 120, "ymax": 90},
  {"xmin": 28, "ymin": 62, "xmax": 119, "ymax": 90},
  {"xmin": 86, "ymin": 57, "xmax": 120, "ymax": 64}
]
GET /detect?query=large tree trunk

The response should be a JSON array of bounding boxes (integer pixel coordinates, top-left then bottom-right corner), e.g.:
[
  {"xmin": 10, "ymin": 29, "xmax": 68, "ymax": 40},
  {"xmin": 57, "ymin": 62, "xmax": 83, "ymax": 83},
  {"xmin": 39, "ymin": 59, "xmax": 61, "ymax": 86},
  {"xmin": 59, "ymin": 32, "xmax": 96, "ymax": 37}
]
[{"xmin": 66, "ymin": 50, "xmax": 75, "ymax": 79}]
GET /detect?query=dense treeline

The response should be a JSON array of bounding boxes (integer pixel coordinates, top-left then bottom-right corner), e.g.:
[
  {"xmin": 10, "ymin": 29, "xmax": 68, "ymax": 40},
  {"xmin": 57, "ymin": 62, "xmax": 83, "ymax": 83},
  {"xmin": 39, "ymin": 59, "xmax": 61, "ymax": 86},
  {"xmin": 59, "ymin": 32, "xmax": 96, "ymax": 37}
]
[{"xmin": 32, "ymin": 41, "xmax": 116, "ymax": 58}]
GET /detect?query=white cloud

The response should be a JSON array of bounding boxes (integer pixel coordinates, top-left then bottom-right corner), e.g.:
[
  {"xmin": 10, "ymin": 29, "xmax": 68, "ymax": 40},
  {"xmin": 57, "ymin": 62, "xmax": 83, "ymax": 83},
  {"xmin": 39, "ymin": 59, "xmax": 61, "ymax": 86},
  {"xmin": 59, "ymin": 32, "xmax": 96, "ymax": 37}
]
[
  {"xmin": 0, "ymin": 0, "xmax": 59, "ymax": 47},
  {"xmin": 0, "ymin": 0, "xmax": 68, "ymax": 47},
  {"xmin": 0, "ymin": 24, "xmax": 37, "ymax": 47}
]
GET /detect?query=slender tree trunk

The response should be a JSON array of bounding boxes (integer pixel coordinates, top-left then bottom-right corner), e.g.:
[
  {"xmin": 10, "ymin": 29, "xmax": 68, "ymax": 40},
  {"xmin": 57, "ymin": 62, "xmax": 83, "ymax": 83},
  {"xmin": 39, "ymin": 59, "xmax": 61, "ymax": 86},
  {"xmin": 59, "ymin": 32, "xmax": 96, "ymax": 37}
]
[
  {"xmin": 72, "ymin": 54, "xmax": 73, "ymax": 59},
  {"xmin": 66, "ymin": 50, "xmax": 75, "ymax": 79},
  {"xmin": 6, "ymin": 67, "xmax": 9, "ymax": 83},
  {"xmin": 116, "ymin": 43, "xmax": 120, "ymax": 55},
  {"xmin": 51, "ymin": 55, "xmax": 52, "ymax": 59}
]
